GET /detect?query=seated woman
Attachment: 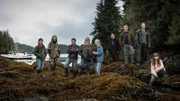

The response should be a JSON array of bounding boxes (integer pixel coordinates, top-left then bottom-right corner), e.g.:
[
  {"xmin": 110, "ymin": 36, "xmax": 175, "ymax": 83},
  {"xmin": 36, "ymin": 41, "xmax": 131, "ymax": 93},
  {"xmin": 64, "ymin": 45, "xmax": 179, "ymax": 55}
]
[{"xmin": 149, "ymin": 53, "xmax": 166, "ymax": 87}]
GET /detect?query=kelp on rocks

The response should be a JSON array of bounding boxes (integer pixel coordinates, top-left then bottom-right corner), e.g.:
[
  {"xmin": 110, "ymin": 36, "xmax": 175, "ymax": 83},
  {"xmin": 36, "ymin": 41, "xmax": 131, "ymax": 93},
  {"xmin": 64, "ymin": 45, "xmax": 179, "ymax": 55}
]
[
  {"xmin": 0, "ymin": 57, "xmax": 66, "ymax": 100},
  {"xmin": 51, "ymin": 73, "xmax": 156, "ymax": 101},
  {"xmin": 0, "ymin": 57, "xmax": 180, "ymax": 101}
]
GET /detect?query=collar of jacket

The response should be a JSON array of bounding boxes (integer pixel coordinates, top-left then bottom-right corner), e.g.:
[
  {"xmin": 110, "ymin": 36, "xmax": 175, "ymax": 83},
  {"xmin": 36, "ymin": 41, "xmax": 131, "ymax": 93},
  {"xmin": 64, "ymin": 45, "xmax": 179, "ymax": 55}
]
[
  {"xmin": 71, "ymin": 44, "xmax": 77, "ymax": 46},
  {"xmin": 123, "ymin": 31, "xmax": 130, "ymax": 33},
  {"xmin": 97, "ymin": 45, "xmax": 101, "ymax": 48},
  {"xmin": 139, "ymin": 29, "xmax": 149, "ymax": 33},
  {"xmin": 38, "ymin": 44, "xmax": 45, "ymax": 48}
]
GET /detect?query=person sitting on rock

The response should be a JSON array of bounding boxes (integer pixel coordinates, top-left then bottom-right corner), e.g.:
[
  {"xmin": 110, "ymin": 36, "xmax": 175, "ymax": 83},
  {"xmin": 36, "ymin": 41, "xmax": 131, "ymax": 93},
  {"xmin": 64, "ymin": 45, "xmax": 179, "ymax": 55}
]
[
  {"xmin": 34, "ymin": 38, "xmax": 47, "ymax": 73},
  {"xmin": 149, "ymin": 53, "xmax": 166, "ymax": 87}
]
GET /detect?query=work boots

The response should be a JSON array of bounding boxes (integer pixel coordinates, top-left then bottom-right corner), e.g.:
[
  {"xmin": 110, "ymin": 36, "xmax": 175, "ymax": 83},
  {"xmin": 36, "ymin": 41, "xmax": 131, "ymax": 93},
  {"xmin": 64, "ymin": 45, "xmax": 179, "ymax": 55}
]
[{"xmin": 64, "ymin": 68, "xmax": 68, "ymax": 77}]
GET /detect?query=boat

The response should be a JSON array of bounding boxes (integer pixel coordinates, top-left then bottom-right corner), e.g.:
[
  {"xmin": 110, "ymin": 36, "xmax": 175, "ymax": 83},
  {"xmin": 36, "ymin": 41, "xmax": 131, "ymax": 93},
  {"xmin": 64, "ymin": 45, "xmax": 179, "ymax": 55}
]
[
  {"xmin": 1, "ymin": 52, "xmax": 36, "ymax": 65},
  {"xmin": 1, "ymin": 53, "xmax": 81, "ymax": 65}
]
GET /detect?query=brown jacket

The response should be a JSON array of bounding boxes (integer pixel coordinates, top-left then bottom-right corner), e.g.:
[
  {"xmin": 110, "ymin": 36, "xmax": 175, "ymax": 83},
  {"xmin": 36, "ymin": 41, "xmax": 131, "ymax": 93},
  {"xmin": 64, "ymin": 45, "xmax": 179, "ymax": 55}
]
[{"xmin": 119, "ymin": 31, "xmax": 134, "ymax": 47}]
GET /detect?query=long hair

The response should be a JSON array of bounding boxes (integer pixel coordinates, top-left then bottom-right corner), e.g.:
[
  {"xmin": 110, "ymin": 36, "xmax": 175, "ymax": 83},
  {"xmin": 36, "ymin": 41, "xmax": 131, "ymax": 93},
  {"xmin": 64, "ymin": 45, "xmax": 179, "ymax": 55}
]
[
  {"xmin": 152, "ymin": 53, "xmax": 161, "ymax": 67},
  {"xmin": 141, "ymin": 22, "xmax": 148, "ymax": 31},
  {"xmin": 84, "ymin": 37, "xmax": 90, "ymax": 46},
  {"xmin": 50, "ymin": 35, "xmax": 58, "ymax": 44}
]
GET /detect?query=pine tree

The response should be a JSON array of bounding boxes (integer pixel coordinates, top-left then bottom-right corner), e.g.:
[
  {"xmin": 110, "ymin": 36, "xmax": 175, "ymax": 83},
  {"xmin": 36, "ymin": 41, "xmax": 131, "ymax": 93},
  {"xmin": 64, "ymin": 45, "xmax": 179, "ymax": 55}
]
[
  {"xmin": 91, "ymin": 0, "xmax": 122, "ymax": 49},
  {"xmin": 0, "ymin": 30, "xmax": 14, "ymax": 53},
  {"xmin": 122, "ymin": 0, "xmax": 180, "ymax": 48}
]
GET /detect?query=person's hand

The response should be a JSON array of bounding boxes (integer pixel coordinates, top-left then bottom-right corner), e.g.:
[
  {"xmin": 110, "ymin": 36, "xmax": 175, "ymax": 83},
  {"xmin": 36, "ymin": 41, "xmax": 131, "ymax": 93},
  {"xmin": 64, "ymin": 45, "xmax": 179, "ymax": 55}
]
[
  {"xmin": 56, "ymin": 55, "xmax": 60, "ymax": 58},
  {"xmin": 93, "ymin": 51, "xmax": 96, "ymax": 55},
  {"xmin": 155, "ymin": 74, "xmax": 158, "ymax": 78},
  {"xmin": 43, "ymin": 56, "xmax": 46, "ymax": 60},
  {"xmin": 154, "ymin": 73, "xmax": 158, "ymax": 78},
  {"xmin": 155, "ymin": 69, "xmax": 158, "ymax": 72},
  {"xmin": 155, "ymin": 68, "xmax": 159, "ymax": 72},
  {"xmin": 148, "ymin": 43, "xmax": 151, "ymax": 48}
]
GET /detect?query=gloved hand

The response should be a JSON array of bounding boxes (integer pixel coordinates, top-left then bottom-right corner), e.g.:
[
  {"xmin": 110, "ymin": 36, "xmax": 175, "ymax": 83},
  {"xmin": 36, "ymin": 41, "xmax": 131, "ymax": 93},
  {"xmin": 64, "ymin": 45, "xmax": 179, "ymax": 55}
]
[{"xmin": 148, "ymin": 43, "xmax": 151, "ymax": 48}]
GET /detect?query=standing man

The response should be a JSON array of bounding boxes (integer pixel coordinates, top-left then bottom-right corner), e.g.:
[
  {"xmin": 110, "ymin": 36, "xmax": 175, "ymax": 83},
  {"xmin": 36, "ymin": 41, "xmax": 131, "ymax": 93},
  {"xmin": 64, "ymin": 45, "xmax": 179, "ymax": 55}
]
[
  {"xmin": 107, "ymin": 33, "xmax": 120, "ymax": 62},
  {"xmin": 34, "ymin": 38, "xmax": 47, "ymax": 73},
  {"xmin": 135, "ymin": 22, "xmax": 151, "ymax": 66},
  {"xmin": 64, "ymin": 38, "xmax": 79, "ymax": 77},
  {"xmin": 48, "ymin": 35, "xmax": 60, "ymax": 74},
  {"xmin": 119, "ymin": 24, "xmax": 135, "ymax": 64}
]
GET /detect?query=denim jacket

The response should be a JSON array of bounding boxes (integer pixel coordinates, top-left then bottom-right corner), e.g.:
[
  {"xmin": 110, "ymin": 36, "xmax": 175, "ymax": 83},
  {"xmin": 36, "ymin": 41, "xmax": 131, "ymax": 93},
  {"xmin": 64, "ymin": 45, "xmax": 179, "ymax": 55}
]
[{"xmin": 96, "ymin": 45, "xmax": 104, "ymax": 62}]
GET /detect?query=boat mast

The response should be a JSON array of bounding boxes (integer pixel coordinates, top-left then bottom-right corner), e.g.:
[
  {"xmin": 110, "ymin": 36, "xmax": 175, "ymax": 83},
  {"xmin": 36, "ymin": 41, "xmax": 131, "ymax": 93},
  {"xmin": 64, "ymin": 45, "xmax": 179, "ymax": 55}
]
[{"xmin": 14, "ymin": 34, "xmax": 19, "ymax": 54}]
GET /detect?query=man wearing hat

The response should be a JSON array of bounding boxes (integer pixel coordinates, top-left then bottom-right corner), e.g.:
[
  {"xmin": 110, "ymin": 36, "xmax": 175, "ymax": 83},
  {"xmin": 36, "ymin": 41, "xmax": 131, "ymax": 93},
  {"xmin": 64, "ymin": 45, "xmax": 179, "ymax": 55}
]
[
  {"xmin": 64, "ymin": 38, "xmax": 79, "ymax": 77},
  {"xmin": 34, "ymin": 38, "xmax": 47, "ymax": 73}
]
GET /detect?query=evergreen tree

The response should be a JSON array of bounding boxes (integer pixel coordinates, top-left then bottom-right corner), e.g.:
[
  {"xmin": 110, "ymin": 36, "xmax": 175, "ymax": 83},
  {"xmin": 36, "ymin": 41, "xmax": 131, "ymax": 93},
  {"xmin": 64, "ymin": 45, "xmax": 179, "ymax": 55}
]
[
  {"xmin": 122, "ymin": 0, "xmax": 180, "ymax": 48},
  {"xmin": 91, "ymin": 0, "xmax": 122, "ymax": 49},
  {"xmin": 0, "ymin": 30, "xmax": 14, "ymax": 53}
]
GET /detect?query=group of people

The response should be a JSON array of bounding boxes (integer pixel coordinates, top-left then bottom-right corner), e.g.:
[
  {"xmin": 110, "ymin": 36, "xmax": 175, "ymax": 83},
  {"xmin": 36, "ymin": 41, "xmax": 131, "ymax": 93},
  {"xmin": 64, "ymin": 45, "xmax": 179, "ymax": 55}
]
[
  {"xmin": 107, "ymin": 23, "xmax": 166, "ymax": 87},
  {"xmin": 107, "ymin": 22, "xmax": 150, "ymax": 65},
  {"xmin": 64, "ymin": 38, "xmax": 104, "ymax": 77},
  {"xmin": 33, "ymin": 22, "xmax": 166, "ymax": 87},
  {"xmin": 34, "ymin": 35, "xmax": 104, "ymax": 77}
]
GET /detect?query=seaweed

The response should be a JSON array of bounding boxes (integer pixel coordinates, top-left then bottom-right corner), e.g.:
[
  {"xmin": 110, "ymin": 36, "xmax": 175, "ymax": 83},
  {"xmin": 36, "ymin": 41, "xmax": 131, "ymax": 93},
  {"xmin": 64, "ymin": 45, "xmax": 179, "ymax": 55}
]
[{"xmin": 0, "ymin": 57, "xmax": 180, "ymax": 101}]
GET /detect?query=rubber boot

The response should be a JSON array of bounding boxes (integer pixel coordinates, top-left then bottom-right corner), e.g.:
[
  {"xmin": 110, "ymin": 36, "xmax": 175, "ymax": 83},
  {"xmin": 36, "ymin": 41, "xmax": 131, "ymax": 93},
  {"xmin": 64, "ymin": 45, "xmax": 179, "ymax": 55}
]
[
  {"xmin": 52, "ymin": 64, "xmax": 57, "ymax": 75},
  {"xmin": 73, "ymin": 70, "xmax": 77, "ymax": 77},
  {"xmin": 53, "ymin": 64, "xmax": 56, "ymax": 71},
  {"xmin": 50, "ymin": 64, "xmax": 54, "ymax": 72},
  {"xmin": 37, "ymin": 70, "xmax": 42, "ymax": 74},
  {"xmin": 64, "ymin": 68, "xmax": 68, "ymax": 77}
]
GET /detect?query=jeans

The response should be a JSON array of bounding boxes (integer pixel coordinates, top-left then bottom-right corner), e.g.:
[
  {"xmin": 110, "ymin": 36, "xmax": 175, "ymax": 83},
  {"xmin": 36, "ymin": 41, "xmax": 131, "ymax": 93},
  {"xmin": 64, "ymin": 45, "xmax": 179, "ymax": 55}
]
[
  {"xmin": 123, "ymin": 44, "xmax": 134, "ymax": 63},
  {"xmin": 64, "ymin": 58, "xmax": 77, "ymax": 72},
  {"xmin": 149, "ymin": 68, "xmax": 166, "ymax": 87},
  {"xmin": 94, "ymin": 62, "xmax": 102, "ymax": 75},
  {"xmin": 36, "ymin": 59, "xmax": 44, "ymax": 71},
  {"xmin": 78, "ymin": 58, "xmax": 92, "ymax": 73}
]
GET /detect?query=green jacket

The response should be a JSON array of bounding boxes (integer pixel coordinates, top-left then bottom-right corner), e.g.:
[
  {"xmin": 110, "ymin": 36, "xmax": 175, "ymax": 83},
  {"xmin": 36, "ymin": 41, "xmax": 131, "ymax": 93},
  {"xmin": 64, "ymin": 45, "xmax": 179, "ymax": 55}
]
[
  {"xmin": 48, "ymin": 42, "xmax": 60, "ymax": 59},
  {"xmin": 34, "ymin": 44, "xmax": 47, "ymax": 60}
]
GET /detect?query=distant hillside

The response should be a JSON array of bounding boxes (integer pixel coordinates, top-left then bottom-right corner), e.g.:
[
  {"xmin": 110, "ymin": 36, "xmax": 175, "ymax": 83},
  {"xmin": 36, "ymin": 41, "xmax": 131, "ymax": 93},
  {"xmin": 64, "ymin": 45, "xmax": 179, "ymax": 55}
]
[
  {"xmin": 59, "ymin": 44, "xmax": 68, "ymax": 54},
  {"xmin": 17, "ymin": 43, "xmax": 34, "ymax": 53},
  {"xmin": 17, "ymin": 43, "xmax": 68, "ymax": 54}
]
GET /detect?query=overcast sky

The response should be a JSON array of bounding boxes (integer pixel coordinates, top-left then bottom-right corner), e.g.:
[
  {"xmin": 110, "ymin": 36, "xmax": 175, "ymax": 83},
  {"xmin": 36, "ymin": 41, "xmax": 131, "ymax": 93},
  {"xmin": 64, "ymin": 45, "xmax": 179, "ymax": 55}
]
[{"xmin": 0, "ymin": 0, "xmax": 123, "ymax": 47}]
